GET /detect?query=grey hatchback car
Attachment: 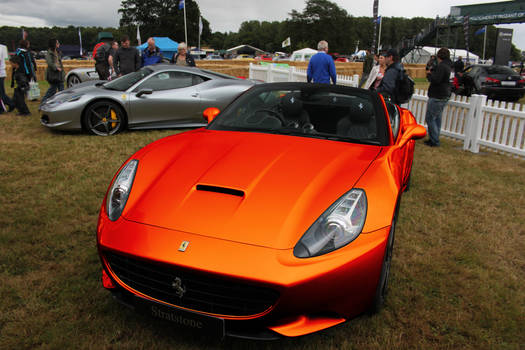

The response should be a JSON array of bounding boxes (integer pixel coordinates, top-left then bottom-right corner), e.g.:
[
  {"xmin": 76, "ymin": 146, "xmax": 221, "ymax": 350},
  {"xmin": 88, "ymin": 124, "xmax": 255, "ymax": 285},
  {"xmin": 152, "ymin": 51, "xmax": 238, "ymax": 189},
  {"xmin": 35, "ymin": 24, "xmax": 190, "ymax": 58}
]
[{"xmin": 40, "ymin": 65, "xmax": 255, "ymax": 135}]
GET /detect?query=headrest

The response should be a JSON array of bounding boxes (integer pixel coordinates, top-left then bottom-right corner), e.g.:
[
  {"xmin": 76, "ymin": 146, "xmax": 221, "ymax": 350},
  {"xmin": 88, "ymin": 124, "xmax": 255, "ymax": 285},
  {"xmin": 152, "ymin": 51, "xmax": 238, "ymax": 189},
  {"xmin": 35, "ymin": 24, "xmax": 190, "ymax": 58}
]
[
  {"xmin": 281, "ymin": 92, "xmax": 303, "ymax": 117},
  {"xmin": 348, "ymin": 101, "xmax": 373, "ymax": 124}
]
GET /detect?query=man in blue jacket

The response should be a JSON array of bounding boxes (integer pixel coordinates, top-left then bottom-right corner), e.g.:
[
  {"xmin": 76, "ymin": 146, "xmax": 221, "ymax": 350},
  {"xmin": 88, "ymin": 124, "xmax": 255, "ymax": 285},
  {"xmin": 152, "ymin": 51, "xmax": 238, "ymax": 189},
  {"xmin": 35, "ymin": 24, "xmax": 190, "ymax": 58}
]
[
  {"xmin": 307, "ymin": 40, "xmax": 336, "ymax": 84},
  {"xmin": 142, "ymin": 37, "xmax": 163, "ymax": 67}
]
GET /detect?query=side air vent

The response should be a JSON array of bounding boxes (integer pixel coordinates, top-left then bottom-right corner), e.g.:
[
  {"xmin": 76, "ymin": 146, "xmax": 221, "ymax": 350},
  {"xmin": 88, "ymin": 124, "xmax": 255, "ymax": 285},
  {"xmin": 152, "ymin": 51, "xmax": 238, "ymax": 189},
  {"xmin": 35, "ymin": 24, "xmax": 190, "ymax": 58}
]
[{"xmin": 196, "ymin": 184, "xmax": 245, "ymax": 197}]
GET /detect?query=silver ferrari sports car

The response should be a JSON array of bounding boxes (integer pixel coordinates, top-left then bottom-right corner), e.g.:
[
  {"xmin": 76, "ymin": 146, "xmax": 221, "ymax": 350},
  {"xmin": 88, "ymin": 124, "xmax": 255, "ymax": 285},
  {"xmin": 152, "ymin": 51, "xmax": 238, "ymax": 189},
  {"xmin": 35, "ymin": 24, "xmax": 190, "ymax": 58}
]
[
  {"xmin": 40, "ymin": 65, "xmax": 256, "ymax": 135},
  {"xmin": 65, "ymin": 67, "xmax": 101, "ymax": 88}
]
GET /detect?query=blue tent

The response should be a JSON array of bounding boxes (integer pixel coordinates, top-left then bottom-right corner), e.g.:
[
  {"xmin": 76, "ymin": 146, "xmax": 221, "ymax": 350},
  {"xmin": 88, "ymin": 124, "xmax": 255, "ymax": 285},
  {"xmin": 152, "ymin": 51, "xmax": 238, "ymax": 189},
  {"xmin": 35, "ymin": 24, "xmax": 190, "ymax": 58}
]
[{"xmin": 137, "ymin": 37, "xmax": 178, "ymax": 60}]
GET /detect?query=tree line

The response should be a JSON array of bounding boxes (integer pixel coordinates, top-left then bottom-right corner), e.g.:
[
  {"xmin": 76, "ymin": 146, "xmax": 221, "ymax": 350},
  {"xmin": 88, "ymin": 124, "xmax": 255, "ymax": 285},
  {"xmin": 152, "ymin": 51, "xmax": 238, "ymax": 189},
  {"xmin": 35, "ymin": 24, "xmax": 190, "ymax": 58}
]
[{"xmin": 0, "ymin": 0, "xmax": 520, "ymax": 60}]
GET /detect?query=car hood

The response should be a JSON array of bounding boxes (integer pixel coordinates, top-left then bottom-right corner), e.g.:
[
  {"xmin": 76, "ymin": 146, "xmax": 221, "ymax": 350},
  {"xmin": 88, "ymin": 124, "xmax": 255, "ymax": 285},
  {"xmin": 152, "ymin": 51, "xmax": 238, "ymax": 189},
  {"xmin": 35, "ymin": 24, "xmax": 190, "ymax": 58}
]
[{"xmin": 123, "ymin": 129, "xmax": 382, "ymax": 249}]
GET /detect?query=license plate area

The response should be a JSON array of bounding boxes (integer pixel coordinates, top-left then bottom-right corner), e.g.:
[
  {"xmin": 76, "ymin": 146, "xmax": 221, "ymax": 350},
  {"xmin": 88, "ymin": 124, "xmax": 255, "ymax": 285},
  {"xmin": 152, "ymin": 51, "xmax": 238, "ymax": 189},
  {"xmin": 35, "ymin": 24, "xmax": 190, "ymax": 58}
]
[
  {"xmin": 133, "ymin": 296, "xmax": 225, "ymax": 338},
  {"xmin": 501, "ymin": 81, "xmax": 516, "ymax": 86}
]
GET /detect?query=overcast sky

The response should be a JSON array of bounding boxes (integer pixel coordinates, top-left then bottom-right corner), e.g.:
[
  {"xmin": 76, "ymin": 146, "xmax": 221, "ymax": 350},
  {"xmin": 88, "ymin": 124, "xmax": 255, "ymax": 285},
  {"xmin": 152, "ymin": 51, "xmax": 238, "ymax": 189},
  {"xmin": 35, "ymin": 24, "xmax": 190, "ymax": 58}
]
[{"xmin": 1, "ymin": 0, "xmax": 524, "ymax": 50}]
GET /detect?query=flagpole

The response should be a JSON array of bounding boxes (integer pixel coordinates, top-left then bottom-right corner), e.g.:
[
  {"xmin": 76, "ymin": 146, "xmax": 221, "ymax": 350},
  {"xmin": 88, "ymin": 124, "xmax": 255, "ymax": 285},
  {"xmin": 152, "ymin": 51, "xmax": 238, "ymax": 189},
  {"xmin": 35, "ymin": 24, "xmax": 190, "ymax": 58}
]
[
  {"xmin": 377, "ymin": 17, "xmax": 382, "ymax": 53},
  {"xmin": 482, "ymin": 25, "xmax": 487, "ymax": 61},
  {"xmin": 183, "ymin": 1, "xmax": 188, "ymax": 45}
]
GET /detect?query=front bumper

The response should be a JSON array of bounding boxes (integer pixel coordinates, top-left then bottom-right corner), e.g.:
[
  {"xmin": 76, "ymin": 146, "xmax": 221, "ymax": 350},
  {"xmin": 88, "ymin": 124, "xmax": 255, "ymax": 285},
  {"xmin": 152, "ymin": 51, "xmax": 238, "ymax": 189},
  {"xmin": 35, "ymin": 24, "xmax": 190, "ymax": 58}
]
[
  {"xmin": 97, "ymin": 214, "xmax": 390, "ymax": 338},
  {"xmin": 39, "ymin": 103, "xmax": 82, "ymax": 130}
]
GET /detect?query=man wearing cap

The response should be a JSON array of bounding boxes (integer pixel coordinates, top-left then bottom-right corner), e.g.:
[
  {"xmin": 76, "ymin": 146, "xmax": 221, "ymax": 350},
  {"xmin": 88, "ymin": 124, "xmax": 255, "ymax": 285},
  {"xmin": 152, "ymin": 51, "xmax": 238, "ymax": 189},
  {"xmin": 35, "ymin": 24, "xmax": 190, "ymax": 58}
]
[{"xmin": 376, "ymin": 48, "xmax": 403, "ymax": 104}]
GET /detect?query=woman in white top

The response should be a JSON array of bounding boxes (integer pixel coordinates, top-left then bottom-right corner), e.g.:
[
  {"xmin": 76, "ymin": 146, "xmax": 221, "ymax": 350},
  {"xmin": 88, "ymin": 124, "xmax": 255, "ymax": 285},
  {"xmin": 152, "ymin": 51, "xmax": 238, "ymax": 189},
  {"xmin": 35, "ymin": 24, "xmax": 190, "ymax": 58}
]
[{"xmin": 364, "ymin": 53, "xmax": 387, "ymax": 91}]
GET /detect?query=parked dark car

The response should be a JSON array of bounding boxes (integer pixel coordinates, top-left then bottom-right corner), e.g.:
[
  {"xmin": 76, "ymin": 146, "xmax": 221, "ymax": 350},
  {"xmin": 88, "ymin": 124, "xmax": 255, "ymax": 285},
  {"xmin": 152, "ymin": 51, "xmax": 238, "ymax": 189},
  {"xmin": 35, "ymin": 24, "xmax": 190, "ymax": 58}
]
[{"xmin": 453, "ymin": 64, "xmax": 525, "ymax": 101}]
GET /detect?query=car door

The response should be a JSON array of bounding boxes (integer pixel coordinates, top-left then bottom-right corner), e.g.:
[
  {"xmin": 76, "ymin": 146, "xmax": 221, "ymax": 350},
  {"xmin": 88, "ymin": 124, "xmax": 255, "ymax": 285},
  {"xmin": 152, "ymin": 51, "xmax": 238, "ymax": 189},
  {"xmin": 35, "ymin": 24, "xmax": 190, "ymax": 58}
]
[{"xmin": 127, "ymin": 70, "xmax": 205, "ymax": 128}]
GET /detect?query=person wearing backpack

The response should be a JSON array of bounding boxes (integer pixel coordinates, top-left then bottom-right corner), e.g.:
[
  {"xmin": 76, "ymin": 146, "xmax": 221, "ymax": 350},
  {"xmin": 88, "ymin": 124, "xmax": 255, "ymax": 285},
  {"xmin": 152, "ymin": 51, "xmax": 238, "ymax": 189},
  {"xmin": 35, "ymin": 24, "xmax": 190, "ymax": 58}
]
[
  {"xmin": 424, "ymin": 47, "xmax": 452, "ymax": 147},
  {"xmin": 93, "ymin": 39, "xmax": 112, "ymax": 80},
  {"xmin": 376, "ymin": 49, "xmax": 403, "ymax": 104}
]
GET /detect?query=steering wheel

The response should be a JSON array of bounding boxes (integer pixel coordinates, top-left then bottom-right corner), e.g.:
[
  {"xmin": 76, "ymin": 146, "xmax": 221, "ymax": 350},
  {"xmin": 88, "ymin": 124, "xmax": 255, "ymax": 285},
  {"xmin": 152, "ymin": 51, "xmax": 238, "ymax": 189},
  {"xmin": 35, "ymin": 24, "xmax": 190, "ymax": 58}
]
[{"xmin": 246, "ymin": 109, "xmax": 286, "ymax": 126}]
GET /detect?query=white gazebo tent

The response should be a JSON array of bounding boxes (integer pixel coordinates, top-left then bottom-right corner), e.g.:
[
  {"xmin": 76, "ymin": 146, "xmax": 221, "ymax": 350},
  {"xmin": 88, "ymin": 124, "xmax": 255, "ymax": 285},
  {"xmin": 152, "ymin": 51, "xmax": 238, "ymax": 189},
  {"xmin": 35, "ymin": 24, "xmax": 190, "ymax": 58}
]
[
  {"xmin": 290, "ymin": 48, "xmax": 318, "ymax": 62},
  {"xmin": 402, "ymin": 46, "xmax": 479, "ymax": 65}
]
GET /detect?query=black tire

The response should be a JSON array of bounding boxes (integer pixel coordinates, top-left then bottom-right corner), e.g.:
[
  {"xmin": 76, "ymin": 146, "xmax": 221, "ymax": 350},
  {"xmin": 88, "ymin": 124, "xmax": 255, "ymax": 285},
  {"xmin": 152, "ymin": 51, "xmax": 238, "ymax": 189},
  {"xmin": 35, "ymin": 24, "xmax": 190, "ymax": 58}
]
[
  {"xmin": 67, "ymin": 74, "xmax": 81, "ymax": 88},
  {"xmin": 83, "ymin": 101, "xmax": 126, "ymax": 136},
  {"xmin": 369, "ymin": 206, "xmax": 398, "ymax": 314}
]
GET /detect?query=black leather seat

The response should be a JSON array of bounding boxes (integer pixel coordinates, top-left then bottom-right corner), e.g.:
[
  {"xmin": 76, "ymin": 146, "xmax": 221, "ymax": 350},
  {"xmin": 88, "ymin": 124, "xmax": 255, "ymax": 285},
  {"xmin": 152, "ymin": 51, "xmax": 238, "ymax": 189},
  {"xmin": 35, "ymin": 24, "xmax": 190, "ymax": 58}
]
[
  {"xmin": 336, "ymin": 102, "xmax": 375, "ymax": 139},
  {"xmin": 280, "ymin": 92, "xmax": 311, "ymax": 128}
]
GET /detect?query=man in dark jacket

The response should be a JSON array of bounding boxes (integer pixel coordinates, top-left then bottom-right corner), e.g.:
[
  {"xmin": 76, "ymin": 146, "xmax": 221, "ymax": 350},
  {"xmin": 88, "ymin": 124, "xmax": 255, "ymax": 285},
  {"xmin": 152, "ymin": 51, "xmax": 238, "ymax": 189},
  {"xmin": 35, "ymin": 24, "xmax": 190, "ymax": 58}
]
[
  {"xmin": 114, "ymin": 35, "xmax": 141, "ymax": 76},
  {"xmin": 376, "ymin": 49, "xmax": 403, "ymax": 104},
  {"xmin": 142, "ymin": 37, "xmax": 163, "ymax": 67},
  {"xmin": 424, "ymin": 47, "xmax": 452, "ymax": 147}
]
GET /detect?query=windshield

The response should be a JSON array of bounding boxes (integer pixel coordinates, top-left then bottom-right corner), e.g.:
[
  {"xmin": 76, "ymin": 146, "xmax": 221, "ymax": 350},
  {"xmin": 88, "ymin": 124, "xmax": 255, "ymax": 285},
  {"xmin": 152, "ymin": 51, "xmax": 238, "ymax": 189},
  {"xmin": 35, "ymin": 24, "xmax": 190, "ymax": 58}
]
[
  {"xmin": 208, "ymin": 84, "xmax": 388, "ymax": 145},
  {"xmin": 103, "ymin": 67, "xmax": 154, "ymax": 91},
  {"xmin": 486, "ymin": 66, "xmax": 518, "ymax": 76}
]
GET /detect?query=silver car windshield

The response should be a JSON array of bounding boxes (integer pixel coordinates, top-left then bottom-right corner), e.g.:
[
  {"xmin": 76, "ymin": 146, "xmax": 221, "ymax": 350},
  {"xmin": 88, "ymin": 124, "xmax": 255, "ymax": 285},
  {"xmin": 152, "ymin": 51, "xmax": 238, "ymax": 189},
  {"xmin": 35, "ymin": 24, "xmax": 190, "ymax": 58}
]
[{"xmin": 103, "ymin": 67, "xmax": 154, "ymax": 91}]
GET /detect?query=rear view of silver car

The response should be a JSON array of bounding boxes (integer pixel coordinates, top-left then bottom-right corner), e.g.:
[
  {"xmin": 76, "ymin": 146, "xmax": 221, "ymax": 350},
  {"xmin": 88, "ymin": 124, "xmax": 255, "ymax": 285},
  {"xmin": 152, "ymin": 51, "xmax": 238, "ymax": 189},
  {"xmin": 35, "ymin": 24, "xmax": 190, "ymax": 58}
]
[{"xmin": 40, "ymin": 65, "xmax": 255, "ymax": 136}]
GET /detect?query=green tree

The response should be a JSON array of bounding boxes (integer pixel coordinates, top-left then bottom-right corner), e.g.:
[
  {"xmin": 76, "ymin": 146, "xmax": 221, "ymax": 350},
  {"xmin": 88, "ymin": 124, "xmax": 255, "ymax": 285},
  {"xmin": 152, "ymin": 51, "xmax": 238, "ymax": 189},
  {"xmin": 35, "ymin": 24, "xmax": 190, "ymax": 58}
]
[{"xmin": 118, "ymin": 0, "xmax": 211, "ymax": 46}]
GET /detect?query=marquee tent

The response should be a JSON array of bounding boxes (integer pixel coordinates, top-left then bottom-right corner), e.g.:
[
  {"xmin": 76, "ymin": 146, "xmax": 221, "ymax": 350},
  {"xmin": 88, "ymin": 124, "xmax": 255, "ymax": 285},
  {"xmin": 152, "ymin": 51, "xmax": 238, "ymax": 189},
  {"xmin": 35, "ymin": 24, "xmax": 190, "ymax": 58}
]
[
  {"xmin": 290, "ymin": 48, "xmax": 318, "ymax": 62},
  {"xmin": 137, "ymin": 37, "xmax": 178, "ymax": 60},
  {"xmin": 402, "ymin": 46, "xmax": 479, "ymax": 65}
]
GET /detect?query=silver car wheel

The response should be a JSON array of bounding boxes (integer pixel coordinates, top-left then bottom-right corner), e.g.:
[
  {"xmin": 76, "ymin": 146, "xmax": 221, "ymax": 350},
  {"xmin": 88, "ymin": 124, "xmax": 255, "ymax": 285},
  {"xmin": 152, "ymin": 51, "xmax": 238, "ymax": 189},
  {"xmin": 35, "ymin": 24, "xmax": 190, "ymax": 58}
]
[
  {"xmin": 84, "ymin": 101, "xmax": 125, "ymax": 136},
  {"xmin": 67, "ymin": 74, "xmax": 81, "ymax": 88}
]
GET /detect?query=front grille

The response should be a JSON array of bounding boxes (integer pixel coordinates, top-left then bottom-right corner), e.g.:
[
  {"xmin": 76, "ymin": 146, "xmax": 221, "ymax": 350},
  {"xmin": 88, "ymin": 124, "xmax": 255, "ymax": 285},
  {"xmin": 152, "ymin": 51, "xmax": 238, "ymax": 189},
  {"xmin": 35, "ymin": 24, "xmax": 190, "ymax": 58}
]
[{"xmin": 104, "ymin": 251, "xmax": 279, "ymax": 317}]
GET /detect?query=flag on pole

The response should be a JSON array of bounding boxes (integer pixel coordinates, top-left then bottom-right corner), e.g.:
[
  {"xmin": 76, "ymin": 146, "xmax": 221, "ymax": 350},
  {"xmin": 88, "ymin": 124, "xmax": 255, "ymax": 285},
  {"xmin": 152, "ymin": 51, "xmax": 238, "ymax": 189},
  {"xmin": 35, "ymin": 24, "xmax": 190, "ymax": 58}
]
[
  {"xmin": 475, "ymin": 27, "xmax": 486, "ymax": 36},
  {"xmin": 179, "ymin": 0, "xmax": 184, "ymax": 10},
  {"xmin": 374, "ymin": 16, "xmax": 381, "ymax": 24},
  {"xmin": 78, "ymin": 28, "xmax": 82, "ymax": 56},
  {"xmin": 22, "ymin": 28, "xmax": 27, "ymax": 39},
  {"xmin": 136, "ymin": 25, "xmax": 141, "ymax": 45},
  {"xmin": 282, "ymin": 37, "xmax": 291, "ymax": 48},
  {"xmin": 199, "ymin": 16, "xmax": 203, "ymax": 36}
]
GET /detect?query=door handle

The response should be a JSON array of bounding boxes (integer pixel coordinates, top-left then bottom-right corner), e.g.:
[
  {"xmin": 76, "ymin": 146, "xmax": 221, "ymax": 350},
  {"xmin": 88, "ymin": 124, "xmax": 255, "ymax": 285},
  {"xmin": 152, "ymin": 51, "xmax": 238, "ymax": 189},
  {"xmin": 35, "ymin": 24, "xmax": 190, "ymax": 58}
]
[{"xmin": 191, "ymin": 92, "xmax": 199, "ymax": 97}]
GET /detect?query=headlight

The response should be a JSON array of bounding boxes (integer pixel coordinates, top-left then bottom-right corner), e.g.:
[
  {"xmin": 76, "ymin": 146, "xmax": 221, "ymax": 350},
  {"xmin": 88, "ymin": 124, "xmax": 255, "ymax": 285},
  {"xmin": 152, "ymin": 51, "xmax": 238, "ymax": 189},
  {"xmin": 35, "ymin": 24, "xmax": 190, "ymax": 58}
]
[
  {"xmin": 294, "ymin": 189, "xmax": 367, "ymax": 258},
  {"xmin": 106, "ymin": 160, "xmax": 138, "ymax": 221},
  {"xmin": 44, "ymin": 94, "xmax": 83, "ymax": 106}
]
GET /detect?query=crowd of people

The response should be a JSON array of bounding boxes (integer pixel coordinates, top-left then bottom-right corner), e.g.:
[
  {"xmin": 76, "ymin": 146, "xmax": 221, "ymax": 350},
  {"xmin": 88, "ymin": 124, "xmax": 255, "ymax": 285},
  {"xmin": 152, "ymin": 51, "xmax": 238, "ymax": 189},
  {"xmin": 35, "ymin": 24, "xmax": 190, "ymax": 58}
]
[{"xmin": 1, "ymin": 34, "xmax": 460, "ymax": 146}]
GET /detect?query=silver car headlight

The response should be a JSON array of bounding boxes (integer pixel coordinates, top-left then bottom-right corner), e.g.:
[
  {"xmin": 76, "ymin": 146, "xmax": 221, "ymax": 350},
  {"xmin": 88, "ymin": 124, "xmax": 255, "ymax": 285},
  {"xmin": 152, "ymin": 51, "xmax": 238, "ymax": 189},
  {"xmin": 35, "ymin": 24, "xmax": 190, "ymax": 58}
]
[
  {"xmin": 106, "ymin": 160, "xmax": 138, "ymax": 221},
  {"xmin": 294, "ymin": 189, "xmax": 367, "ymax": 258},
  {"xmin": 45, "ymin": 93, "xmax": 83, "ymax": 107}
]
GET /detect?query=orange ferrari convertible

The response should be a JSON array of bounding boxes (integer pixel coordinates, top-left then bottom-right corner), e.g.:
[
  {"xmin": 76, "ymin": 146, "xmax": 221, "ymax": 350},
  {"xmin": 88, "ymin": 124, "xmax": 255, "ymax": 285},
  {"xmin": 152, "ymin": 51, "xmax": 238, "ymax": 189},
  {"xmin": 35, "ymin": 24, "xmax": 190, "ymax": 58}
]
[{"xmin": 97, "ymin": 82, "xmax": 426, "ymax": 340}]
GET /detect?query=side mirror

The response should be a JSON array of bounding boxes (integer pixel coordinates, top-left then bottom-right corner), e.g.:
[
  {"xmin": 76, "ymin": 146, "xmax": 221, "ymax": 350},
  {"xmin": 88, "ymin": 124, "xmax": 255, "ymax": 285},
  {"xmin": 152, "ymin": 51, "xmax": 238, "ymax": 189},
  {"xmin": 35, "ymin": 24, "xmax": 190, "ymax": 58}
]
[
  {"xmin": 136, "ymin": 89, "xmax": 153, "ymax": 97},
  {"xmin": 203, "ymin": 107, "xmax": 220, "ymax": 123},
  {"xmin": 398, "ymin": 124, "xmax": 426, "ymax": 148}
]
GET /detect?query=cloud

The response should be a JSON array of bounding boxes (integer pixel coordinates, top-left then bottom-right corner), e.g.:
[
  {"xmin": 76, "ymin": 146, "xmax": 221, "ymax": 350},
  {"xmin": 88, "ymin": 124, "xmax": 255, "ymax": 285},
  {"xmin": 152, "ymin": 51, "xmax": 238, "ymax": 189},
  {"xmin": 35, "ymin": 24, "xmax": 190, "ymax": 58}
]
[{"xmin": 1, "ymin": 0, "xmax": 121, "ymax": 27}]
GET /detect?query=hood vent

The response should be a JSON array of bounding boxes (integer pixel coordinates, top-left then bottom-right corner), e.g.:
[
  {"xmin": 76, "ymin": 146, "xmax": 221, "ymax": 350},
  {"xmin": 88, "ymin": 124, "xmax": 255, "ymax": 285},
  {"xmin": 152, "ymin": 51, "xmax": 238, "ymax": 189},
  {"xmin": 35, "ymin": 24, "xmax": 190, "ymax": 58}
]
[{"xmin": 196, "ymin": 184, "xmax": 245, "ymax": 197}]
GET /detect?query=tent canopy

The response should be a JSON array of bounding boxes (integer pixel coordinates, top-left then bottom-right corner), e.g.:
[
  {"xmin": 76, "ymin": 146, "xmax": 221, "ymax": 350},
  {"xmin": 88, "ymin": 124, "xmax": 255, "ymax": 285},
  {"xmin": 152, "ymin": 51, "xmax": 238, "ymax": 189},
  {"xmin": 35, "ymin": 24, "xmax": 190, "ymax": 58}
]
[
  {"xmin": 137, "ymin": 37, "xmax": 179, "ymax": 60},
  {"xmin": 402, "ymin": 46, "xmax": 479, "ymax": 65},
  {"xmin": 226, "ymin": 44, "xmax": 266, "ymax": 56},
  {"xmin": 290, "ymin": 48, "xmax": 318, "ymax": 62}
]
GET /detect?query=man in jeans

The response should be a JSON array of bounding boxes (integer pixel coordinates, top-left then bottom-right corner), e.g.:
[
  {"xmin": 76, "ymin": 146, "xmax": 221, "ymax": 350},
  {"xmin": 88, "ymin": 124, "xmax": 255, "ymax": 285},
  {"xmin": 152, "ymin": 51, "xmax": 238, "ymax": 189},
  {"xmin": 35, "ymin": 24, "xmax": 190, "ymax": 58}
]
[{"xmin": 424, "ymin": 47, "xmax": 452, "ymax": 147}]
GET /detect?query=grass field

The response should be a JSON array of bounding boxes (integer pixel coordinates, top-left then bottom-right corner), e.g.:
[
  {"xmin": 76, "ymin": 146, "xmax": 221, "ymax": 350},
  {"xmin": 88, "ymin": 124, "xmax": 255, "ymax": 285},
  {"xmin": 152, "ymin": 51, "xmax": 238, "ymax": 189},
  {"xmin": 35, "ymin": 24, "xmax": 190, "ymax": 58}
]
[{"xmin": 0, "ymin": 82, "xmax": 524, "ymax": 349}]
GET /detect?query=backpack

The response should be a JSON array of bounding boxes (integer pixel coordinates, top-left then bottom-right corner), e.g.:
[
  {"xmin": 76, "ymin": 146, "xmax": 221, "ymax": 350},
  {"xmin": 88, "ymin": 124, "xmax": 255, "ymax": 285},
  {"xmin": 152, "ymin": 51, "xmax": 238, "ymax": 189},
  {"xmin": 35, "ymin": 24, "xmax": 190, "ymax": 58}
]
[
  {"xmin": 94, "ymin": 43, "xmax": 110, "ymax": 64},
  {"xmin": 395, "ymin": 69, "xmax": 415, "ymax": 104}
]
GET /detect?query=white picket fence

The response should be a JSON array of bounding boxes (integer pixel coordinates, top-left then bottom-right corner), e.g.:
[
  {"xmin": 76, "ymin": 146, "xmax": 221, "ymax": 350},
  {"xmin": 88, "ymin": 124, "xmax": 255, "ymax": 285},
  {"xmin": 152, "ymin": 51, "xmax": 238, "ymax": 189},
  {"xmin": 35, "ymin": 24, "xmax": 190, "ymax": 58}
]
[
  {"xmin": 248, "ymin": 63, "xmax": 525, "ymax": 157},
  {"xmin": 409, "ymin": 90, "xmax": 525, "ymax": 157},
  {"xmin": 249, "ymin": 63, "xmax": 360, "ymax": 87}
]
